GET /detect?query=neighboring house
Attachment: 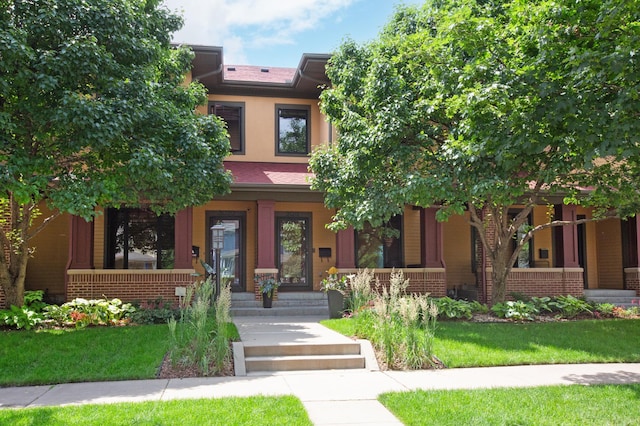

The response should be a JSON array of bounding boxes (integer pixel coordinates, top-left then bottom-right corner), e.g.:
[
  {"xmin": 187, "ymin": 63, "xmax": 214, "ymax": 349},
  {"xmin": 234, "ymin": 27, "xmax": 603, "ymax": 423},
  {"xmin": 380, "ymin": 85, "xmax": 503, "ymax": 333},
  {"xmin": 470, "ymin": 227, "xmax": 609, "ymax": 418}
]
[{"xmin": 3, "ymin": 45, "xmax": 640, "ymax": 308}]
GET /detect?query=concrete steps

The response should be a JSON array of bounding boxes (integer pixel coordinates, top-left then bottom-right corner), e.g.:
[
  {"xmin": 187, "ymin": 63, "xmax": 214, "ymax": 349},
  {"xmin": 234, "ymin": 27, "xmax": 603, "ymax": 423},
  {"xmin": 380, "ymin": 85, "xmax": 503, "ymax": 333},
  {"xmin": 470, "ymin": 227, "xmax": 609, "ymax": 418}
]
[
  {"xmin": 232, "ymin": 317, "xmax": 377, "ymax": 376},
  {"xmin": 243, "ymin": 343, "xmax": 365, "ymax": 373},
  {"xmin": 231, "ymin": 292, "xmax": 329, "ymax": 317},
  {"xmin": 584, "ymin": 289, "xmax": 639, "ymax": 308}
]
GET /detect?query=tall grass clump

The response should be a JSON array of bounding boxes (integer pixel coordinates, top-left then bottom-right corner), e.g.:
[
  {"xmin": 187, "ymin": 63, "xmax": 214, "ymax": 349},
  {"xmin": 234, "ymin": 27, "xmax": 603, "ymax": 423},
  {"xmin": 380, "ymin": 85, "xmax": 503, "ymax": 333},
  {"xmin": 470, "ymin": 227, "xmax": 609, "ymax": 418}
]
[
  {"xmin": 167, "ymin": 278, "xmax": 232, "ymax": 375},
  {"xmin": 349, "ymin": 269, "xmax": 438, "ymax": 369}
]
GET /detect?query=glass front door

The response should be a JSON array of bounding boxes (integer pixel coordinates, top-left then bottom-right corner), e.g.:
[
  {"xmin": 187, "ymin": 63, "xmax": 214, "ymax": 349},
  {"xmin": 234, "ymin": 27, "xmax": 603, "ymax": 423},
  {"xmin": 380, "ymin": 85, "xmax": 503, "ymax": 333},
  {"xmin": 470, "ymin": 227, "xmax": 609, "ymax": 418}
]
[
  {"xmin": 277, "ymin": 215, "xmax": 312, "ymax": 291},
  {"xmin": 208, "ymin": 213, "xmax": 244, "ymax": 292}
]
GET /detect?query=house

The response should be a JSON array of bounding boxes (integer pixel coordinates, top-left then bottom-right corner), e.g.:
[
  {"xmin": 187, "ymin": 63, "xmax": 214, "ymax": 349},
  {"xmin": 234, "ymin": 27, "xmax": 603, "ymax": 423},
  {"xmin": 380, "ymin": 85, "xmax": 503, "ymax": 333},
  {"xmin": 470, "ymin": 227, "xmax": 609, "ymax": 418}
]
[{"xmin": 2, "ymin": 45, "xmax": 639, "ymax": 309}]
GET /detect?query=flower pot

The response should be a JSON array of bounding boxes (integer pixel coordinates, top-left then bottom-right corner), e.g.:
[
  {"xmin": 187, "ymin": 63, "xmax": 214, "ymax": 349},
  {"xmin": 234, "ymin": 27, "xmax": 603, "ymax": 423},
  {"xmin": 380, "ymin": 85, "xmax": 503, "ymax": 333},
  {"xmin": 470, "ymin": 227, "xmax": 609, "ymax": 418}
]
[
  {"xmin": 327, "ymin": 289, "xmax": 344, "ymax": 319},
  {"xmin": 262, "ymin": 291, "xmax": 273, "ymax": 308}
]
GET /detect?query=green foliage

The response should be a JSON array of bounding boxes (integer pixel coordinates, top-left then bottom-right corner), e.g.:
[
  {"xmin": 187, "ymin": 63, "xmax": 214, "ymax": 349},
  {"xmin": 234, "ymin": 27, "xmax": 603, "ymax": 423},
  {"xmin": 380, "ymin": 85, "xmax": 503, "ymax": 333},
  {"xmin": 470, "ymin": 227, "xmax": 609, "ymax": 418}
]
[
  {"xmin": 44, "ymin": 297, "xmax": 135, "ymax": 328},
  {"xmin": 349, "ymin": 269, "xmax": 439, "ymax": 369},
  {"xmin": 549, "ymin": 295, "xmax": 592, "ymax": 318},
  {"xmin": 130, "ymin": 298, "xmax": 179, "ymax": 325},
  {"xmin": 491, "ymin": 300, "xmax": 538, "ymax": 321},
  {"xmin": 0, "ymin": 290, "xmax": 47, "ymax": 329},
  {"xmin": 255, "ymin": 275, "xmax": 280, "ymax": 297},
  {"xmin": 310, "ymin": 0, "xmax": 640, "ymax": 304},
  {"xmin": 168, "ymin": 278, "xmax": 232, "ymax": 376},
  {"xmin": 433, "ymin": 297, "xmax": 473, "ymax": 320},
  {"xmin": 345, "ymin": 268, "xmax": 376, "ymax": 315},
  {"xmin": 0, "ymin": 0, "xmax": 232, "ymax": 307}
]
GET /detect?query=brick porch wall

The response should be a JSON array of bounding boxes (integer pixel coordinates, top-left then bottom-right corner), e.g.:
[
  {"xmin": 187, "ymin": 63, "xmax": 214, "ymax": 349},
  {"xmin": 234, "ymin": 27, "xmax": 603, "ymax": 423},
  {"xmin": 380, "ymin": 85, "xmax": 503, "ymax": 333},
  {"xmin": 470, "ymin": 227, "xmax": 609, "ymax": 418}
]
[
  {"xmin": 623, "ymin": 268, "xmax": 640, "ymax": 296},
  {"xmin": 483, "ymin": 267, "xmax": 584, "ymax": 305},
  {"xmin": 254, "ymin": 269, "xmax": 279, "ymax": 301},
  {"xmin": 338, "ymin": 268, "xmax": 447, "ymax": 297},
  {"xmin": 66, "ymin": 269, "xmax": 196, "ymax": 305}
]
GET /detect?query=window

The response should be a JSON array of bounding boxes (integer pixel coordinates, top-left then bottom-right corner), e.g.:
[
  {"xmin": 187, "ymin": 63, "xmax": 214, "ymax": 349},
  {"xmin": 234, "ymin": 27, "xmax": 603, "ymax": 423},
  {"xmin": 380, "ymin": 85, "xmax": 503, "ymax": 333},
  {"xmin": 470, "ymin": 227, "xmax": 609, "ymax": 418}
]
[
  {"xmin": 104, "ymin": 208, "xmax": 175, "ymax": 269},
  {"xmin": 276, "ymin": 105, "xmax": 310, "ymax": 155},
  {"xmin": 355, "ymin": 216, "xmax": 403, "ymax": 268},
  {"xmin": 210, "ymin": 102, "xmax": 244, "ymax": 153},
  {"xmin": 509, "ymin": 210, "xmax": 532, "ymax": 268}
]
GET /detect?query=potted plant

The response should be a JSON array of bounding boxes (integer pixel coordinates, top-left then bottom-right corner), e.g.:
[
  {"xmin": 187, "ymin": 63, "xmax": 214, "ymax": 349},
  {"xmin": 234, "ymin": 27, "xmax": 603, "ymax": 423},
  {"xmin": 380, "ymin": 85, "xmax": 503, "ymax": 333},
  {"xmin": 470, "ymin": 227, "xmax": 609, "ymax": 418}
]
[
  {"xmin": 321, "ymin": 266, "xmax": 347, "ymax": 318},
  {"xmin": 256, "ymin": 275, "xmax": 280, "ymax": 308}
]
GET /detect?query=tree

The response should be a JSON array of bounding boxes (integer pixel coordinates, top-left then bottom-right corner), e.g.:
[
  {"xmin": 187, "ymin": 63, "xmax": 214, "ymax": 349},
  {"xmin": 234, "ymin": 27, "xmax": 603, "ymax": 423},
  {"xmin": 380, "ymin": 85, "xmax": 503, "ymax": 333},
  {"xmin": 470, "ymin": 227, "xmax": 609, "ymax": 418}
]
[
  {"xmin": 310, "ymin": 0, "xmax": 640, "ymax": 303},
  {"xmin": 0, "ymin": 0, "xmax": 232, "ymax": 306}
]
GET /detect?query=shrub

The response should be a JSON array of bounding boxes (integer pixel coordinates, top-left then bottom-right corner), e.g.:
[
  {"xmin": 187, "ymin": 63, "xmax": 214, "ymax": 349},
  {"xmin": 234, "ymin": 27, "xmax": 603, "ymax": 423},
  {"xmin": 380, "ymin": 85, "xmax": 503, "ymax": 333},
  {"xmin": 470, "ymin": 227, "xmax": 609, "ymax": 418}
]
[
  {"xmin": 349, "ymin": 269, "xmax": 438, "ymax": 369},
  {"xmin": 434, "ymin": 297, "xmax": 473, "ymax": 320},
  {"xmin": 0, "ymin": 291, "xmax": 46, "ymax": 330},
  {"xmin": 345, "ymin": 268, "xmax": 376, "ymax": 314},
  {"xmin": 549, "ymin": 295, "xmax": 592, "ymax": 318},
  {"xmin": 43, "ymin": 297, "xmax": 135, "ymax": 328},
  {"xmin": 491, "ymin": 300, "xmax": 538, "ymax": 321},
  {"xmin": 130, "ymin": 298, "xmax": 179, "ymax": 325}
]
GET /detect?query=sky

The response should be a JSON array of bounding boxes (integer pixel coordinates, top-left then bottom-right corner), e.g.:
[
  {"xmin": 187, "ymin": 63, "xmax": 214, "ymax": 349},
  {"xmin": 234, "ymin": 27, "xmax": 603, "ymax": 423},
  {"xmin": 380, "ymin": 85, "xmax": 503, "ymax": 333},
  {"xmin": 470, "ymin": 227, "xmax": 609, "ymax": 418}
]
[{"xmin": 162, "ymin": 0, "xmax": 423, "ymax": 68}]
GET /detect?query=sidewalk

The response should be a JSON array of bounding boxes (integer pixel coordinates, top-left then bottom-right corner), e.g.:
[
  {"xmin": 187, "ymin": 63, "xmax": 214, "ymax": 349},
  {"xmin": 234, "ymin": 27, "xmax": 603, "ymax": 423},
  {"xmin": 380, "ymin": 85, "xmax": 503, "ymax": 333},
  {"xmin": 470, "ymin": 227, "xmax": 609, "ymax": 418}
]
[{"xmin": 2, "ymin": 316, "xmax": 640, "ymax": 425}]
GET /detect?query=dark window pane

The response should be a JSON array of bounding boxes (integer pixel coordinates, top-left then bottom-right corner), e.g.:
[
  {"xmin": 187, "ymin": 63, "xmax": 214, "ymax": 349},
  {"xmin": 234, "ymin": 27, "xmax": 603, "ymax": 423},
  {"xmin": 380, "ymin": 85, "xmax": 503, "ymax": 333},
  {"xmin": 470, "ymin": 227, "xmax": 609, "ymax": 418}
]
[
  {"xmin": 278, "ymin": 108, "xmax": 308, "ymax": 154},
  {"xmin": 211, "ymin": 103, "xmax": 243, "ymax": 152}
]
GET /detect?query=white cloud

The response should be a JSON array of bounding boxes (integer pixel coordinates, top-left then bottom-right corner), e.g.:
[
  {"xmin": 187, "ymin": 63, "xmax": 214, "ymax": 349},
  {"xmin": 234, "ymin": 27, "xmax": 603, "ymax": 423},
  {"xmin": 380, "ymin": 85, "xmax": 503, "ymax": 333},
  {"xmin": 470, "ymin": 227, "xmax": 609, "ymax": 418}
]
[{"xmin": 163, "ymin": 0, "xmax": 356, "ymax": 64}]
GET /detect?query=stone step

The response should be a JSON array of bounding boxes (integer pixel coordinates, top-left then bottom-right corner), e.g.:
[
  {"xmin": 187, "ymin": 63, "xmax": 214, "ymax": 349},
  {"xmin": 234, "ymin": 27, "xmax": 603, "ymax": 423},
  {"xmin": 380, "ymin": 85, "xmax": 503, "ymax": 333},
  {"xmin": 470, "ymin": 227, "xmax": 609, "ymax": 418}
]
[
  {"xmin": 584, "ymin": 289, "xmax": 636, "ymax": 297},
  {"xmin": 244, "ymin": 343, "xmax": 361, "ymax": 357},
  {"xmin": 231, "ymin": 306, "xmax": 329, "ymax": 317},
  {"xmin": 232, "ymin": 299, "xmax": 328, "ymax": 308},
  {"xmin": 245, "ymin": 354, "xmax": 365, "ymax": 372},
  {"xmin": 583, "ymin": 289, "xmax": 638, "ymax": 307}
]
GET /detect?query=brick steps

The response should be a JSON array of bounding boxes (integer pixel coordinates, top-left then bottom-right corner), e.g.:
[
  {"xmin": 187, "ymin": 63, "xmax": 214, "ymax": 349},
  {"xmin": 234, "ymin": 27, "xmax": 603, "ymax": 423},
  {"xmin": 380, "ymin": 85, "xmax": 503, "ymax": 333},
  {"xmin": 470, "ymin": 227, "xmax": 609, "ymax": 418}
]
[{"xmin": 231, "ymin": 292, "xmax": 329, "ymax": 317}]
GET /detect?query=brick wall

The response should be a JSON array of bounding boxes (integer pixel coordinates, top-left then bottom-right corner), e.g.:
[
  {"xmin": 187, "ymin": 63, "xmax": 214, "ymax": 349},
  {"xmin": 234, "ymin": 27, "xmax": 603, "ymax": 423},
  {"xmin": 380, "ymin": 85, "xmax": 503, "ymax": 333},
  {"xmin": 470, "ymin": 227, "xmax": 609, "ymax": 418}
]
[
  {"xmin": 254, "ymin": 269, "xmax": 279, "ymax": 301},
  {"xmin": 66, "ymin": 269, "xmax": 196, "ymax": 305},
  {"xmin": 483, "ymin": 267, "xmax": 584, "ymax": 305},
  {"xmin": 624, "ymin": 268, "xmax": 640, "ymax": 296},
  {"xmin": 338, "ymin": 268, "xmax": 447, "ymax": 298}
]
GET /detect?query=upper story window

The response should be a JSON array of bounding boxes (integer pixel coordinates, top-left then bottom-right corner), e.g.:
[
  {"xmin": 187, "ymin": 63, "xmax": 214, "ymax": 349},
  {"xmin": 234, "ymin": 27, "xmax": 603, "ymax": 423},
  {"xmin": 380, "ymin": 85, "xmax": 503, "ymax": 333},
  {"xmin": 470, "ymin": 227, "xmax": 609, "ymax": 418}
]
[
  {"xmin": 355, "ymin": 216, "xmax": 403, "ymax": 268},
  {"xmin": 104, "ymin": 208, "xmax": 175, "ymax": 270},
  {"xmin": 210, "ymin": 102, "xmax": 244, "ymax": 154},
  {"xmin": 276, "ymin": 104, "xmax": 310, "ymax": 156}
]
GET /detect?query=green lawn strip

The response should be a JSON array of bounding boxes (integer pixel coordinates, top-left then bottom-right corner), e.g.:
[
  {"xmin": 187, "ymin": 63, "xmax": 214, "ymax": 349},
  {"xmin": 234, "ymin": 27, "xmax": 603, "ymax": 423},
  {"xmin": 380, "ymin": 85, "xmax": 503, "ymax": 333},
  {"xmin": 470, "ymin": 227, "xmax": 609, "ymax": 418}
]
[
  {"xmin": 321, "ymin": 318, "xmax": 640, "ymax": 366},
  {"xmin": 0, "ymin": 396, "xmax": 312, "ymax": 426},
  {"xmin": 379, "ymin": 384, "xmax": 640, "ymax": 426},
  {"xmin": 0, "ymin": 325, "xmax": 169, "ymax": 386}
]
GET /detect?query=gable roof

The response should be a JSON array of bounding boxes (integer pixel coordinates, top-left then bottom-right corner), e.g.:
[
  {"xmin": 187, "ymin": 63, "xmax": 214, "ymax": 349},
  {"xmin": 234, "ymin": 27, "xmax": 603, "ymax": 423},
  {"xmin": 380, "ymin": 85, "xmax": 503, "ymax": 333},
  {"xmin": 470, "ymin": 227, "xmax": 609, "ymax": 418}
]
[{"xmin": 189, "ymin": 45, "xmax": 330, "ymax": 98}]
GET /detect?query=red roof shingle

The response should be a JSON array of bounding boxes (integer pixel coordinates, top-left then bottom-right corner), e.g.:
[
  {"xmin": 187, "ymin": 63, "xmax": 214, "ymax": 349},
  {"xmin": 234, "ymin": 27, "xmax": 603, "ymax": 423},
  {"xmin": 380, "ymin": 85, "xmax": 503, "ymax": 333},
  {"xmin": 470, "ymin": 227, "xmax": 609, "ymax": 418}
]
[{"xmin": 225, "ymin": 162, "xmax": 313, "ymax": 186}]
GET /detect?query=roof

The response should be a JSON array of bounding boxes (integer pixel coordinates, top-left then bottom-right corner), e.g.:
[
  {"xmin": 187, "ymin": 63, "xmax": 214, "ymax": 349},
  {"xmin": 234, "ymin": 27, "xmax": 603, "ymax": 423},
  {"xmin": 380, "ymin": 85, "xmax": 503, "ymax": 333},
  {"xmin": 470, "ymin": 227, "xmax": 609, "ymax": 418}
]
[
  {"xmin": 189, "ymin": 45, "xmax": 331, "ymax": 98},
  {"xmin": 225, "ymin": 162, "xmax": 313, "ymax": 188}
]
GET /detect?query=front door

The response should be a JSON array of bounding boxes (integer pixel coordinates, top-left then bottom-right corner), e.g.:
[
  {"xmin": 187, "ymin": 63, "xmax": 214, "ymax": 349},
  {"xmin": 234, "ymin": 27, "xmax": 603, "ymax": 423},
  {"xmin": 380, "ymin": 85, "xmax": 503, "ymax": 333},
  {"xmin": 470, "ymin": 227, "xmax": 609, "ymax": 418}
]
[
  {"xmin": 277, "ymin": 214, "xmax": 312, "ymax": 291},
  {"xmin": 208, "ymin": 212, "xmax": 245, "ymax": 292}
]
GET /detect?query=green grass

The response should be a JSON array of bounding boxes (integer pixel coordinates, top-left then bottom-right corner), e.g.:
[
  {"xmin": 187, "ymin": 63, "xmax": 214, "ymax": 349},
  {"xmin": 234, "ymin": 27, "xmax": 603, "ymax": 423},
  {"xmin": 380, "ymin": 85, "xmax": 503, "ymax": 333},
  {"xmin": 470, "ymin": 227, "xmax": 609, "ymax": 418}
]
[
  {"xmin": 0, "ymin": 325, "xmax": 170, "ymax": 386},
  {"xmin": 379, "ymin": 384, "xmax": 640, "ymax": 426},
  {"xmin": 0, "ymin": 396, "xmax": 312, "ymax": 426},
  {"xmin": 321, "ymin": 318, "xmax": 640, "ymax": 366}
]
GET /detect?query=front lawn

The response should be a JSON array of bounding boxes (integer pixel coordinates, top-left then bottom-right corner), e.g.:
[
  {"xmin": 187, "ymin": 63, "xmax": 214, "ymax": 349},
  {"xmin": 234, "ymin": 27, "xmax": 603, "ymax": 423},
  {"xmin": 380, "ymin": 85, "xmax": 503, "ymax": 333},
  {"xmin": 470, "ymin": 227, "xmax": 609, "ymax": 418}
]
[
  {"xmin": 0, "ymin": 325, "xmax": 169, "ymax": 387},
  {"xmin": 0, "ymin": 396, "xmax": 312, "ymax": 426},
  {"xmin": 321, "ymin": 318, "xmax": 640, "ymax": 367},
  {"xmin": 379, "ymin": 384, "xmax": 640, "ymax": 426}
]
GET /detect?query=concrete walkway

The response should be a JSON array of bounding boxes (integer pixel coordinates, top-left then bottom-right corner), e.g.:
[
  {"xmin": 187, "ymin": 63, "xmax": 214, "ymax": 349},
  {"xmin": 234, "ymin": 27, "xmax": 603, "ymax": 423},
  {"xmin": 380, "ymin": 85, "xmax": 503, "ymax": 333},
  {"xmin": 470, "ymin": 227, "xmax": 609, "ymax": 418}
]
[{"xmin": 1, "ymin": 317, "xmax": 640, "ymax": 426}]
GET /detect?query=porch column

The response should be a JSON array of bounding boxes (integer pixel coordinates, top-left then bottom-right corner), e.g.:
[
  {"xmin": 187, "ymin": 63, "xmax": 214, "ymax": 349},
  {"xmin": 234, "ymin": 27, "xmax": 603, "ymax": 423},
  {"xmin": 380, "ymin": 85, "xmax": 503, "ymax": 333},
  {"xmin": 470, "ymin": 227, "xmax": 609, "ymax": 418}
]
[
  {"xmin": 174, "ymin": 207, "xmax": 193, "ymax": 269},
  {"xmin": 421, "ymin": 207, "xmax": 444, "ymax": 268},
  {"xmin": 256, "ymin": 200, "xmax": 276, "ymax": 269},
  {"xmin": 555, "ymin": 204, "xmax": 579, "ymax": 267},
  {"xmin": 67, "ymin": 215, "xmax": 94, "ymax": 269},
  {"xmin": 336, "ymin": 227, "xmax": 356, "ymax": 269}
]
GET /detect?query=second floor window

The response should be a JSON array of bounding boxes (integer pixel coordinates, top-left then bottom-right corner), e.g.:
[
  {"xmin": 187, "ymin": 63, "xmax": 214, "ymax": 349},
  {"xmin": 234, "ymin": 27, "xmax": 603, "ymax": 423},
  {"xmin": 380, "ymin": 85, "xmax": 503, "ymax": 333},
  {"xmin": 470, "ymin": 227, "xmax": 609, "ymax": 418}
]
[
  {"xmin": 276, "ymin": 105, "xmax": 310, "ymax": 155},
  {"xmin": 210, "ymin": 102, "xmax": 244, "ymax": 153}
]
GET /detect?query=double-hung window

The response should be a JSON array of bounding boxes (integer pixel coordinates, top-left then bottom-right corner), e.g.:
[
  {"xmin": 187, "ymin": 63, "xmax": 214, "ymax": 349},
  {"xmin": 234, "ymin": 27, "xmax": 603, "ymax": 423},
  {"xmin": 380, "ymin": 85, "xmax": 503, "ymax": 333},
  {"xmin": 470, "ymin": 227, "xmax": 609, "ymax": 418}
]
[
  {"xmin": 276, "ymin": 105, "xmax": 310, "ymax": 155},
  {"xmin": 210, "ymin": 102, "xmax": 244, "ymax": 154},
  {"xmin": 355, "ymin": 216, "xmax": 403, "ymax": 268}
]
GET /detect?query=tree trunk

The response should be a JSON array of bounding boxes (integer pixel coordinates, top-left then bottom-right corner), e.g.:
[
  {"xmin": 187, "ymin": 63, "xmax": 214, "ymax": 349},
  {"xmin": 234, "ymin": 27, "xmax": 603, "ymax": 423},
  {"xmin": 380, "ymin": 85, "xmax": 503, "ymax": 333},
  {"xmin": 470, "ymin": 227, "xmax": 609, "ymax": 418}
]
[{"xmin": 491, "ymin": 247, "xmax": 511, "ymax": 304}]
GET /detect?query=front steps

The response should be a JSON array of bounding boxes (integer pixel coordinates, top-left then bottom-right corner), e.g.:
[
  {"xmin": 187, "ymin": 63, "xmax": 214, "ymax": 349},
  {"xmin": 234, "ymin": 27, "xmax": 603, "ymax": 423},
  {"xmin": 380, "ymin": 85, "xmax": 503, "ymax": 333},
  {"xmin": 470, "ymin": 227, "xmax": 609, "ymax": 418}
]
[
  {"xmin": 584, "ymin": 289, "xmax": 639, "ymax": 308},
  {"xmin": 231, "ymin": 292, "xmax": 329, "ymax": 317},
  {"xmin": 241, "ymin": 342, "xmax": 366, "ymax": 374}
]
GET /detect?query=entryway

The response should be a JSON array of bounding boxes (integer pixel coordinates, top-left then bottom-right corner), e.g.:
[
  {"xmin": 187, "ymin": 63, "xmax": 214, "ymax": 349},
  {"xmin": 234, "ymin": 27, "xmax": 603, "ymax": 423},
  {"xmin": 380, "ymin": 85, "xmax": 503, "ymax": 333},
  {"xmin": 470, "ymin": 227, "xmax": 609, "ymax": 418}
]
[{"xmin": 208, "ymin": 212, "xmax": 245, "ymax": 293}]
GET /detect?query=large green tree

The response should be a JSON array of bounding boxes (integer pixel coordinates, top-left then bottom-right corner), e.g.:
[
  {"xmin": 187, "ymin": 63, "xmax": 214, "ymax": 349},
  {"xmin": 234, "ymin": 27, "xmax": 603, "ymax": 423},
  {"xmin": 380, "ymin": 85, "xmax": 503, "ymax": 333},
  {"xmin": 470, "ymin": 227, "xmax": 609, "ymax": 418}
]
[
  {"xmin": 0, "ymin": 0, "xmax": 232, "ymax": 306},
  {"xmin": 310, "ymin": 0, "xmax": 640, "ymax": 303}
]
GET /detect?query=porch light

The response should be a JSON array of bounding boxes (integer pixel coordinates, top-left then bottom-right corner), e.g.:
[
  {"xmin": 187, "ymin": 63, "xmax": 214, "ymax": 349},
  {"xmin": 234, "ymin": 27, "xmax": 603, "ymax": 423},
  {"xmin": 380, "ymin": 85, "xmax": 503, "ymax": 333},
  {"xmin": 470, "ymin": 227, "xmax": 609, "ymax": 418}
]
[
  {"xmin": 211, "ymin": 224, "xmax": 225, "ymax": 250},
  {"xmin": 211, "ymin": 224, "xmax": 225, "ymax": 300}
]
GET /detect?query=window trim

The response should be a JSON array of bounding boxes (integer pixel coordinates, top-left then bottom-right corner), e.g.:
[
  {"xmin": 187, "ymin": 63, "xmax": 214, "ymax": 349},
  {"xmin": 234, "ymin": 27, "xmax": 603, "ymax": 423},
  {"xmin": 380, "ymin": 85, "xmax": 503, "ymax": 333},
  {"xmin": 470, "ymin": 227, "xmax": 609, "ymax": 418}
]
[
  {"xmin": 209, "ymin": 101, "xmax": 245, "ymax": 155},
  {"xmin": 275, "ymin": 104, "xmax": 311, "ymax": 156}
]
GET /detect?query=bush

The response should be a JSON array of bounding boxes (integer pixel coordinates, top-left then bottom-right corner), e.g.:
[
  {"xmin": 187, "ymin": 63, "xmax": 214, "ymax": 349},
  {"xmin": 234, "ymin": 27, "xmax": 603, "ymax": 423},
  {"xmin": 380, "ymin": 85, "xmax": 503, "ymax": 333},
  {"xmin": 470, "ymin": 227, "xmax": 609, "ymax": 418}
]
[
  {"xmin": 434, "ymin": 297, "xmax": 473, "ymax": 320},
  {"xmin": 549, "ymin": 295, "xmax": 592, "ymax": 318},
  {"xmin": 130, "ymin": 298, "xmax": 179, "ymax": 325},
  {"xmin": 349, "ymin": 269, "xmax": 438, "ymax": 369},
  {"xmin": 491, "ymin": 300, "xmax": 538, "ymax": 321},
  {"xmin": 0, "ymin": 291, "xmax": 46, "ymax": 330},
  {"xmin": 43, "ymin": 297, "xmax": 135, "ymax": 328}
]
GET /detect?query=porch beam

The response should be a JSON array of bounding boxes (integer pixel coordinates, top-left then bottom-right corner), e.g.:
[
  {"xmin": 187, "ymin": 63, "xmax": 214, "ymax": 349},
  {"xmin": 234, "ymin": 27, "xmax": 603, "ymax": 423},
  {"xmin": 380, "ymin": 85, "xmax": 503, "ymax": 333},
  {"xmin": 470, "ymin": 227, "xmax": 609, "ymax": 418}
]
[
  {"xmin": 67, "ymin": 215, "xmax": 93, "ymax": 269},
  {"xmin": 336, "ymin": 227, "xmax": 356, "ymax": 269},
  {"xmin": 174, "ymin": 207, "xmax": 193, "ymax": 269}
]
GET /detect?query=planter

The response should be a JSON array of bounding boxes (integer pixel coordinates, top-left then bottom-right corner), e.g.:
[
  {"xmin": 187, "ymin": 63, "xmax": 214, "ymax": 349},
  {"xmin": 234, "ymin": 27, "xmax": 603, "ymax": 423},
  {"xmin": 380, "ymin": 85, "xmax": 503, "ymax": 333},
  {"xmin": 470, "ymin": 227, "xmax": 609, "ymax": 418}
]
[
  {"xmin": 327, "ymin": 289, "xmax": 344, "ymax": 319},
  {"xmin": 262, "ymin": 291, "xmax": 273, "ymax": 308}
]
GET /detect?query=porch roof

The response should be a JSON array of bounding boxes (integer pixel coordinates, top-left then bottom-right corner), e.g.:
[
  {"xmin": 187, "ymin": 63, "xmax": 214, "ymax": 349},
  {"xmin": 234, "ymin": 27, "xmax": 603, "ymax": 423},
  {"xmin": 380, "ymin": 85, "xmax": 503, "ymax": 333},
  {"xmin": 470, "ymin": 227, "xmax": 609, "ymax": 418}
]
[{"xmin": 224, "ymin": 161, "xmax": 314, "ymax": 188}]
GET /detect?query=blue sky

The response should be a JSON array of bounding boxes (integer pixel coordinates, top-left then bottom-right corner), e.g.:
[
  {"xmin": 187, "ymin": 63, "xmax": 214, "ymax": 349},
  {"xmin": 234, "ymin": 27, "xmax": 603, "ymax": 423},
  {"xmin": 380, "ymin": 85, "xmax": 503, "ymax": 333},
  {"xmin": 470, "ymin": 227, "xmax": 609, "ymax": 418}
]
[{"xmin": 162, "ymin": 0, "xmax": 423, "ymax": 68}]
